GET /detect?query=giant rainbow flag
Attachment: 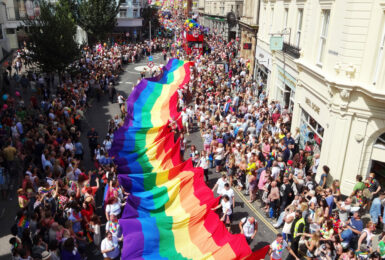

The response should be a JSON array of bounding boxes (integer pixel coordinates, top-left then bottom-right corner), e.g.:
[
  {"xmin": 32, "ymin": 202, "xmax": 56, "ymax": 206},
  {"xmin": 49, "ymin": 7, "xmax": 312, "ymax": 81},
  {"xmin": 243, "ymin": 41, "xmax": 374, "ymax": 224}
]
[{"xmin": 110, "ymin": 59, "xmax": 266, "ymax": 259}]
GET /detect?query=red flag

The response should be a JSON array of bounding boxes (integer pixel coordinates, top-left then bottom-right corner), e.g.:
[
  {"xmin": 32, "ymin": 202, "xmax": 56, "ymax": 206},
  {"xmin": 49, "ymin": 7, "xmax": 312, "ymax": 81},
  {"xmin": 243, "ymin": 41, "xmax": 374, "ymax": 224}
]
[{"xmin": 245, "ymin": 245, "xmax": 269, "ymax": 260}]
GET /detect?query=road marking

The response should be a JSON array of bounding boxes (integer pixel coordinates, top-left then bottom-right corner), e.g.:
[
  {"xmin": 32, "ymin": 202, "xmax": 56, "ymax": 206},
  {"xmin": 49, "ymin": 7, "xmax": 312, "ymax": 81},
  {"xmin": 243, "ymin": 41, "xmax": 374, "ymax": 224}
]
[
  {"xmin": 125, "ymin": 71, "xmax": 140, "ymax": 75},
  {"xmin": 234, "ymin": 188, "xmax": 278, "ymax": 234}
]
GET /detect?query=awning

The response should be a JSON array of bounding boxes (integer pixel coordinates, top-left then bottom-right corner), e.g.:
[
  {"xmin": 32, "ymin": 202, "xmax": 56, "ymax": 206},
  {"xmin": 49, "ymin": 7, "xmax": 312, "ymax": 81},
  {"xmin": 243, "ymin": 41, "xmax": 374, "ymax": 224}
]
[{"xmin": 205, "ymin": 16, "xmax": 225, "ymax": 22}]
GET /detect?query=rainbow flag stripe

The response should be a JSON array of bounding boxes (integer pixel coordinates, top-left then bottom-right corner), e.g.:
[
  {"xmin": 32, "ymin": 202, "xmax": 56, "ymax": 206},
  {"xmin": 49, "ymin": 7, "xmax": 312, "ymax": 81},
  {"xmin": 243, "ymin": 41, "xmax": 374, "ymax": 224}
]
[
  {"xmin": 110, "ymin": 59, "xmax": 254, "ymax": 259},
  {"xmin": 17, "ymin": 215, "xmax": 29, "ymax": 228}
]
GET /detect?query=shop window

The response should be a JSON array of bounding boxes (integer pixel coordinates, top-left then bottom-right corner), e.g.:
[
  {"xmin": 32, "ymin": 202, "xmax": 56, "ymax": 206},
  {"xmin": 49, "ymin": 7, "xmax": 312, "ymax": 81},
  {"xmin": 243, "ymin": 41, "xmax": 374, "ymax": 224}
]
[
  {"xmin": 299, "ymin": 109, "xmax": 324, "ymax": 154},
  {"xmin": 6, "ymin": 28, "xmax": 15, "ymax": 34},
  {"xmin": 375, "ymin": 132, "xmax": 385, "ymax": 149}
]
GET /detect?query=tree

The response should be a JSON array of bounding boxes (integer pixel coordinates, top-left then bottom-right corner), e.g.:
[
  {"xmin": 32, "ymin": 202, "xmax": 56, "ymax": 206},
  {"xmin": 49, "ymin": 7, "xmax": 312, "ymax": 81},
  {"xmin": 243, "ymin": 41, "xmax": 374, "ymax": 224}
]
[
  {"xmin": 24, "ymin": 0, "xmax": 80, "ymax": 74},
  {"xmin": 142, "ymin": 6, "xmax": 160, "ymax": 38},
  {"xmin": 71, "ymin": 0, "xmax": 120, "ymax": 45}
]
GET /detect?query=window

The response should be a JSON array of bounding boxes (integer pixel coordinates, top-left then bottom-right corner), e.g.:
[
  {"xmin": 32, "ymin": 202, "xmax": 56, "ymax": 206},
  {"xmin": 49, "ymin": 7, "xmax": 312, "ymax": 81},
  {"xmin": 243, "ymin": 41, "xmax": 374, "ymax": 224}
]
[
  {"xmin": 6, "ymin": 28, "xmax": 15, "ymax": 34},
  {"xmin": 0, "ymin": 25, "xmax": 3, "ymax": 40},
  {"xmin": 270, "ymin": 7, "xmax": 274, "ymax": 33},
  {"xmin": 373, "ymin": 23, "xmax": 385, "ymax": 85},
  {"xmin": 119, "ymin": 9, "xmax": 126, "ymax": 18},
  {"xmin": 133, "ymin": 9, "xmax": 138, "ymax": 17},
  {"xmin": 296, "ymin": 9, "xmax": 303, "ymax": 47},
  {"xmin": 219, "ymin": 3, "xmax": 224, "ymax": 14},
  {"xmin": 317, "ymin": 10, "xmax": 330, "ymax": 65},
  {"xmin": 300, "ymin": 109, "xmax": 324, "ymax": 153},
  {"xmin": 284, "ymin": 8, "xmax": 288, "ymax": 28},
  {"xmin": 213, "ymin": 3, "xmax": 216, "ymax": 14}
]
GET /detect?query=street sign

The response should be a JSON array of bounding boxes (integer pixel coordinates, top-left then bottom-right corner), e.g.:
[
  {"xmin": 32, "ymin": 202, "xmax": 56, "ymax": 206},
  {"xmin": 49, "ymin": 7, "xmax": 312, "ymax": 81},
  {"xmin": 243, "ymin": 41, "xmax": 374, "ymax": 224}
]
[
  {"xmin": 148, "ymin": 61, "xmax": 154, "ymax": 68},
  {"xmin": 149, "ymin": 56, "xmax": 153, "ymax": 61}
]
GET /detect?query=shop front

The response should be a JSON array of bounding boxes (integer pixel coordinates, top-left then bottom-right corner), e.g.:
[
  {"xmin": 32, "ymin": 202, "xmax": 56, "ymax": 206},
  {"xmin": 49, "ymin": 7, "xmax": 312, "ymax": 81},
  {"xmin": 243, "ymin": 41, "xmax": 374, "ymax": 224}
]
[
  {"xmin": 299, "ymin": 107, "xmax": 324, "ymax": 155},
  {"xmin": 368, "ymin": 133, "xmax": 385, "ymax": 188},
  {"xmin": 255, "ymin": 46, "xmax": 271, "ymax": 86},
  {"xmin": 275, "ymin": 65, "xmax": 296, "ymax": 112}
]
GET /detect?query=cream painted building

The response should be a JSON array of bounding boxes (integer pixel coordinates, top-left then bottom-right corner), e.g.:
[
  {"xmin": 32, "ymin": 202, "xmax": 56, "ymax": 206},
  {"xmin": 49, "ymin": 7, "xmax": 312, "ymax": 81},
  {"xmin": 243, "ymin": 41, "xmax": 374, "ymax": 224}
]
[
  {"xmin": 200, "ymin": 0, "xmax": 243, "ymax": 41},
  {"xmin": 239, "ymin": 0, "xmax": 258, "ymax": 78},
  {"xmin": 260, "ymin": 0, "xmax": 385, "ymax": 194}
]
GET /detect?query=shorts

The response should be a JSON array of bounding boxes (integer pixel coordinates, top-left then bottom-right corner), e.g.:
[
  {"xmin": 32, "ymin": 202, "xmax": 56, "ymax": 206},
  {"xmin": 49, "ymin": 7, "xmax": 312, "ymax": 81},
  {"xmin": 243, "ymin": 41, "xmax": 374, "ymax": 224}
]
[
  {"xmin": 215, "ymin": 159, "xmax": 222, "ymax": 167},
  {"xmin": 222, "ymin": 214, "xmax": 231, "ymax": 226},
  {"xmin": 227, "ymin": 168, "xmax": 236, "ymax": 177},
  {"xmin": 306, "ymin": 250, "xmax": 315, "ymax": 258}
]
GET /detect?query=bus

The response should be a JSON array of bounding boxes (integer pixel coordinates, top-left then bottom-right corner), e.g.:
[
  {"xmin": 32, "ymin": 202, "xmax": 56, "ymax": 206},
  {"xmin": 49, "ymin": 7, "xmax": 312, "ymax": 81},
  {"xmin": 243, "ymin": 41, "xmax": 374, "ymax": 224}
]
[{"xmin": 183, "ymin": 30, "xmax": 204, "ymax": 55}]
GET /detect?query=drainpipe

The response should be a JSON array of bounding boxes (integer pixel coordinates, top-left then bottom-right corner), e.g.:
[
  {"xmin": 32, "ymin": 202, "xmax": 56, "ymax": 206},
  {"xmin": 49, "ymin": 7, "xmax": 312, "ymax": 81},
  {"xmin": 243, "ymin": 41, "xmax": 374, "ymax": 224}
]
[{"xmin": 253, "ymin": 0, "xmax": 261, "ymax": 81}]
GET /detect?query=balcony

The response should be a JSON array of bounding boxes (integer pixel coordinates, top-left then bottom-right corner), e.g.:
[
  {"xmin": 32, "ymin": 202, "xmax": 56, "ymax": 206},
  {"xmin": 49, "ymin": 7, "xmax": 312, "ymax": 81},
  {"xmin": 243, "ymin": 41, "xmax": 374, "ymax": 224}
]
[{"xmin": 283, "ymin": 42, "xmax": 300, "ymax": 59}]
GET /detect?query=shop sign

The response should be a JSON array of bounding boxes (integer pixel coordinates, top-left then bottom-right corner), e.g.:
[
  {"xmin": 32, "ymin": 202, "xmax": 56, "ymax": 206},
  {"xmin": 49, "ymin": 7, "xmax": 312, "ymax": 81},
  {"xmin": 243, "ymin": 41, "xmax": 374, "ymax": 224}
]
[
  {"xmin": 277, "ymin": 66, "xmax": 296, "ymax": 90},
  {"xmin": 243, "ymin": 43, "xmax": 252, "ymax": 50},
  {"xmin": 305, "ymin": 97, "xmax": 320, "ymax": 114},
  {"xmin": 270, "ymin": 36, "xmax": 283, "ymax": 51},
  {"xmin": 255, "ymin": 46, "xmax": 272, "ymax": 71}
]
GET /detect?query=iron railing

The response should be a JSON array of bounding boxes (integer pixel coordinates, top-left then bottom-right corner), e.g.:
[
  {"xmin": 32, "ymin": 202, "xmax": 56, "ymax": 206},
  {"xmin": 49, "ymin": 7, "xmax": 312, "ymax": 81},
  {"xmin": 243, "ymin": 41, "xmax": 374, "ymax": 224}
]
[{"xmin": 283, "ymin": 42, "xmax": 301, "ymax": 59}]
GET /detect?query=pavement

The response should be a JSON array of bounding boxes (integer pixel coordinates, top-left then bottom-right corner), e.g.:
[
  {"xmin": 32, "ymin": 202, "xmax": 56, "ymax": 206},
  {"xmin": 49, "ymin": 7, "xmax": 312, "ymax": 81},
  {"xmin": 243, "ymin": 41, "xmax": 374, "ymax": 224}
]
[{"xmin": 0, "ymin": 51, "xmax": 280, "ymax": 259}]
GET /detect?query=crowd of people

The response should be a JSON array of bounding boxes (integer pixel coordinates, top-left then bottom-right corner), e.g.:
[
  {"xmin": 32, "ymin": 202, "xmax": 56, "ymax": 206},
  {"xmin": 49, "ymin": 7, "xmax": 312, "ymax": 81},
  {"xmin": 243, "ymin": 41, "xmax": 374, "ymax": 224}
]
[
  {"xmin": 2, "ymin": 12, "xmax": 385, "ymax": 260},
  {"xmin": 141, "ymin": 16, "xmax": 385, "ymax": 260},
  {"xmin": 172, "ymin": 25, "xmax": 385, "ymax": 260},
  {"xmin": 1, "ymin": 37, "xmax": 172, "ymax": 260}
]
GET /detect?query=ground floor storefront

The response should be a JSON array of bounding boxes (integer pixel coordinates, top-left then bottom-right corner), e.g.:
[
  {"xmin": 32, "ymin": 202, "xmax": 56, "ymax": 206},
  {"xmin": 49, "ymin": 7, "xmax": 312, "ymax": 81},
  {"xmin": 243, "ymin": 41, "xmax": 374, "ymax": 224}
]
[{"xmin": 290, "ymin": 63, "xmax": 385, "ymax": 194}]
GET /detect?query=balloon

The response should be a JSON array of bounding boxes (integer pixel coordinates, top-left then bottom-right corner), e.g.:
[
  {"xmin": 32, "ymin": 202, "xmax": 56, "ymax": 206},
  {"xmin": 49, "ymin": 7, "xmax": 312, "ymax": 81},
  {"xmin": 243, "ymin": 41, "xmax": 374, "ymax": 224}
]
[
  {"xmin": 15, "ymin": 91, "xmax": 20, "ymax": 97},
  {"xmin": 3, "ymin": 104, "xmax": 8, "ymax": 110},
  {"xmin": 103, "ymin": 43, "xmax": 107, "ymax": 47},
  {"xmin": 189, "ymin": 23, "xmax": 193, "ymax": 28},
  {"xmin": 2, "ymin": 94, "xmax": 8, "ymax": 101}
]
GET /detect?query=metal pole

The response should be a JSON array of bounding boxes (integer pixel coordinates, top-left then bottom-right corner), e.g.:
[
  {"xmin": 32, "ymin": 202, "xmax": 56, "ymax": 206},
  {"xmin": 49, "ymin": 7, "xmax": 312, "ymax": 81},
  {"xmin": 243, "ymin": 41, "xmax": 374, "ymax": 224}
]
[
  {"xmin": 253, "ymin": 0, "xmax": 262, "ymax": 81},
  {"xmin": 149, "ymin": 21, "xmax": 152, "ymax": 55}
]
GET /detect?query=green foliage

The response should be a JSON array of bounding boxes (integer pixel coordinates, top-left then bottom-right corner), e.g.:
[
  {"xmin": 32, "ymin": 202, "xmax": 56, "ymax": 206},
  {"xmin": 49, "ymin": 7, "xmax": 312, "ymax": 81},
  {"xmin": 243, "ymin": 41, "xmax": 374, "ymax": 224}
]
[
  {"xmin": 72, "ymin": 0, "xmax": 120, "ymax": 44},
  {"xmin": 142, "ymin": 6, "xmax": 160, "ymax": 33},
  {"xmin": 24, "ymin": 0, "xmax": 80, "ymax": 73}
]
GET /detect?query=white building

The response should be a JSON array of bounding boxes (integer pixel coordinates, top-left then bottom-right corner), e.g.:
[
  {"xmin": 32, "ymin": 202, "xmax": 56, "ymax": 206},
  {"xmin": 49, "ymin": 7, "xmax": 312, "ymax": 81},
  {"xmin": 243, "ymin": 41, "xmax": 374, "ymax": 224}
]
[
  {"xmin": 200, "ymin": 0, "xmax": 243, "ymax": 41},
  {"xmin": 0, "ymin": 2, "xmax": 10, "ymax": 61},
  {"xmin": 259, "ymin": 0, "xmax": 385, "ymax": 194},
  {"xmin": 116, "ymin": 0, "xmax": 146, "ymax": 40}
]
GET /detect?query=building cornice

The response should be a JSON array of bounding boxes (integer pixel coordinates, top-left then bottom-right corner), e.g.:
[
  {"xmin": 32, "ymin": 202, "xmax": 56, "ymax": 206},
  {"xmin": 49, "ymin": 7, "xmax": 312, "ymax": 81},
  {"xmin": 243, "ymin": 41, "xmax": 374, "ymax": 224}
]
[
  {"xmin": 203, "ymin": 13, "xmax": 226, "ymax": 18},
  {"xmin": 296, "ymin": 58, "xmax": 385, "ymax": 103},
  {"xmin": 239, "ymin": 20, "xmax": 258, "ymax": 32}
]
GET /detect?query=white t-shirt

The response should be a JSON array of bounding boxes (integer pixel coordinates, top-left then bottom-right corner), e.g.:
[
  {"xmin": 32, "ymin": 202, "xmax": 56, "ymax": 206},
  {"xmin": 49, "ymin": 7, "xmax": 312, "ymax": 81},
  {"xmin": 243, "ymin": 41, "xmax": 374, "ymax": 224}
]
[
  {"xmin": 199, "ymin": 156, "xmax": 209, "ymax": 169},
  {"xmin": 222, "ymin": 188, "xmax": 234, "ymax": 203},
  {"xmin": 338, "ymin": 202, "xmax": 351, "ymax": 222},
  {"xmin": 221, "ymin": 200, "xmax": 232, "ymax": 215},
  {"xmin": 216, "ymin": 177, "xmax": 228, "ymax": 195},
  {"xmin": 118, "ymin": 95, "xmax": 124, "ymax": 104},
  {"xmin": 214, "ymin": 147, "xmax": 224, "ymax": 160},
  {"xmin": 181, "ymin": 111, "xmax": 189, "ymax": 123},
  {"xmin": 106, "ymin": 202, "xmax": 121, "ymax": 217},
  {"xmin": 271, "ymin": 166, "xmax": 281, "ymax": 180},
  {"xmin": 101, "ymin": 236, "xmax": 120, "ymax": 258},
  {"xmin": 282, "ymin": 212, "xmax": 295, "ymax": 234},
  {"xmin": 270, "ymin": 239, "xmax": 288, "ymax": 259},
  {"xmin": 241, "ymin": 217, "xmax": 256, "ymax": 237}
]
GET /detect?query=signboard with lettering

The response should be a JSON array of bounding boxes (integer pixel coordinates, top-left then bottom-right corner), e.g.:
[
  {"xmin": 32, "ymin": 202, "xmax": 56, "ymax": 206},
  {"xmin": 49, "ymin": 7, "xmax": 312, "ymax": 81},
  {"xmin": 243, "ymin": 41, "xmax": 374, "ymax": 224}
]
[
  {"xmin": 243, "ymin": 43, "xmax": 252, "ymax": 50},
  {"xmin": 277, "ymin": 66, "xmax": 297, "ymax": 90}
]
